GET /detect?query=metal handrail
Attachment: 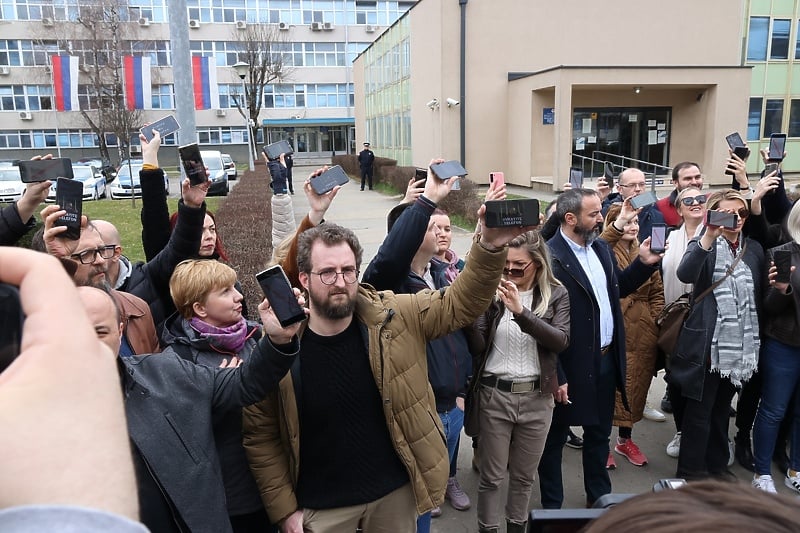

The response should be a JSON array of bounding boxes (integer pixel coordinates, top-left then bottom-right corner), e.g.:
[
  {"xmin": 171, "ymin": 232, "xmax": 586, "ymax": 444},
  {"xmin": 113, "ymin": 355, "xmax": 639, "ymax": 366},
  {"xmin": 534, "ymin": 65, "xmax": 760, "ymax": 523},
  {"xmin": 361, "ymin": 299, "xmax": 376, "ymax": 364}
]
[
  {"xmin": 569, "ymin": 153, "xmax": 669, "ymax": 191},
  {"xmin": 591, "ymin": 150, "xmax": 672, "ymax": 176}
]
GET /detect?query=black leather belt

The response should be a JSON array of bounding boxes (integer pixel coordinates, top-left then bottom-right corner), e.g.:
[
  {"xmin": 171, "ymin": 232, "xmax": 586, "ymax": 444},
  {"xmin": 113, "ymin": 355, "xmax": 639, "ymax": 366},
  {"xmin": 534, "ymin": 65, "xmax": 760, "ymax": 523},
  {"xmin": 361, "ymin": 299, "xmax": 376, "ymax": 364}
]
[
  {"xmin": 601, "ymin": 345, "xmax": 611, "ymax": 356},
  {"xmin": 480, "ymin": 375, "xmax": 539, "ymax": 393}
]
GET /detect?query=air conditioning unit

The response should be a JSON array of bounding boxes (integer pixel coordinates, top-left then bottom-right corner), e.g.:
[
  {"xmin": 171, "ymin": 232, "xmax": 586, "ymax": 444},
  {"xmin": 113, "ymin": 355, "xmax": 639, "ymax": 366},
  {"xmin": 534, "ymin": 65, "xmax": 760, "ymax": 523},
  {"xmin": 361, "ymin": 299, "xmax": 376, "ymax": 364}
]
[
  {"xmin": 130, "ymin": 145, "xmax": 142, "ymax": 155},
  {"xmin": 42, "ymin": 17, "xmax": 54, "ymax": 27},
  {"xmin": 365, "ymin": 24, "xmax": 376, "ymax": 33},
  {"xmin": 235, "ymin": 20, "xmax": 247, "ymax": 30},
  {"xmin": 278, "ymin": 21, "xmax": 289, "ymax": 31},
  {"xmin": 138, "ymin": 17, "xmax": 150, "ymax": 27},
  {"xmin": 215, "ymin": 109, "xmax": 226, "ymax": 117},
  {"xmin": 322, "ymin": 22, "xmax": 334, "ymax": 30},
  {"xmin": 188, "ymin": 19, "xmax": 200, "ymax": 29},
  {"xmin": 310, "ymin": 21, "xmax": 322, "ymax": 31},
  {"xmin": 0, "ymin": 67, "xmax": 10, "ymax": 75},
  {"xmin": 19, "ymin": 111, "xmax": 32, "ymax": 120}
]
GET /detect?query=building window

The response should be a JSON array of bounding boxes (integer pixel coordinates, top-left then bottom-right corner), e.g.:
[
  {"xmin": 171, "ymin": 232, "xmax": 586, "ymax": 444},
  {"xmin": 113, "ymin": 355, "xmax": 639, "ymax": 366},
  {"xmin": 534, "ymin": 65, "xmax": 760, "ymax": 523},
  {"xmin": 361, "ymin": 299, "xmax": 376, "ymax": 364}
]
[
  {"xmin": 771, "ymin": 19, "xmax": 791, "ymax": 60},
  {"xmin": 763, "ymin": 98, "xmax": 784, "ymax": 138},
  {"xmin": 196, "ymin": 126, "xmax": 249, "ymax": 146},
  {"xmin": 151, "ymin": 84, "xmax": 174, "ymax": 109},
  {"xmin": 789, "ymin": 100, "xmax": 800, "ymax": 137},
  {"xmin": 748, "ymin": 98, "xmax": 763, "ymax": 141},
  {"xmin": 306, "ymin": 83, "xmax": 352, "ymax": 108},
  {"xmin": 747, "ymin": 17, "xmax": 769, "ymax": 61}
]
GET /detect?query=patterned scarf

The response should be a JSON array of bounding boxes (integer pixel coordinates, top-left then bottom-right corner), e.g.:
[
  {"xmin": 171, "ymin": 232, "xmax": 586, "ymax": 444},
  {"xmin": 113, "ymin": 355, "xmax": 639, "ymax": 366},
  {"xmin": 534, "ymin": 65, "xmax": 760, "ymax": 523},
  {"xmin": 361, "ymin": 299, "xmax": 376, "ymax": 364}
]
[
  {"xmin": 709, "ymin": 237, "xmax": 759, "ymax": 387},
  {"xmin": 189, "ymin": 316, "xmax": 249, "ymax": 354}
]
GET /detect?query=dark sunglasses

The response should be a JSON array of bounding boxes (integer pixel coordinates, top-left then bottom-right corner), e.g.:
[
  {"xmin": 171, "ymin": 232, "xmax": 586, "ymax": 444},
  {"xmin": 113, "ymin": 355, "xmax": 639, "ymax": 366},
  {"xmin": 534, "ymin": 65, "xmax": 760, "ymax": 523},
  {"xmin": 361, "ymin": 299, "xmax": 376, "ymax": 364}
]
[
  {"xmin": 680, "ymin": 194, "xmax": 707, "ymax": 206},
  {"xmin": 503, "ymin": 262, "xmax": 534, "ymax": 277},
  {"xmin": 738, "ymin": 207, "xmax": 750, "ymax": 219}
]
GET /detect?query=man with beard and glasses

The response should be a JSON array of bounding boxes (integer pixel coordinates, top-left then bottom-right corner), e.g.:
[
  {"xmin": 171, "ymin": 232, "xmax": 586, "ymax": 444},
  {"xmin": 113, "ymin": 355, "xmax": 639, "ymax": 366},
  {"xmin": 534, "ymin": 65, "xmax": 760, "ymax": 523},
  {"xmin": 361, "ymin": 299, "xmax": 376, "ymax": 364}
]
[
  {"xmin": 33, "ymin": 211, "xmax": 159, "ymax": 355},
  {"xmin": 242, "ymin": 189, "xmax": 532, "ymax": 533},
  {"xmin": 537, "ymin": 188, "xmax": 664, "ymax": 509}
]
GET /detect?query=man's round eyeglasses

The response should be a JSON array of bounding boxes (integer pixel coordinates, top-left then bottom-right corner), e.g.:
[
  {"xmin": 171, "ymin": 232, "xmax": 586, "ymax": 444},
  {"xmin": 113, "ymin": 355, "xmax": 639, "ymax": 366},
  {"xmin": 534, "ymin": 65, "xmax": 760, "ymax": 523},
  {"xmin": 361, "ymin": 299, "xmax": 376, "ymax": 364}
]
[
  {"xmin": 311, "ymin": 269, "xmax": 360, "ymax": 285},
  {"xmin": 70, "ymin": 244, "xmax": 116, "ymax": 265},
  {"xmin": 503, "ymin": 262, "xmax": 534, "ymax": 277},
  {"xmin": 618, "ymin": 182, "xmax": 646, "ymax": 190}
]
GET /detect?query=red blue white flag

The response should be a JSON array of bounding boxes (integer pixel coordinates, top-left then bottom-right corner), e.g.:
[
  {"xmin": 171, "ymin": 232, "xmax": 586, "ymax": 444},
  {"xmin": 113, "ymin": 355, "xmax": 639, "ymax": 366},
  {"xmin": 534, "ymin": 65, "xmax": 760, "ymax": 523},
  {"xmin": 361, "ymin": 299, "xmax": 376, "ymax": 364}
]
[
  {"xmin": 51, "ymin": 55, "xmax": 79, "ymax": 111},
  {"xmin": 192, "ymin": 56, "xmax": 219, "ymax": 110},
  {"xmin": 123, "ymin": 55, "xmax": 152, "ymax": 110}
]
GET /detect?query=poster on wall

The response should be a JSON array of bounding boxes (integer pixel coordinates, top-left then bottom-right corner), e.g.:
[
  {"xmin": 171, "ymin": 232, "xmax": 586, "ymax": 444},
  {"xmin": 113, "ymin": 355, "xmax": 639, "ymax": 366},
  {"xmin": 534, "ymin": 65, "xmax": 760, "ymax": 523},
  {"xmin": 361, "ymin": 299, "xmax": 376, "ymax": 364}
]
[{"xmin": 543, "ymin": 107, "xmax": 555, "ymax": 125}]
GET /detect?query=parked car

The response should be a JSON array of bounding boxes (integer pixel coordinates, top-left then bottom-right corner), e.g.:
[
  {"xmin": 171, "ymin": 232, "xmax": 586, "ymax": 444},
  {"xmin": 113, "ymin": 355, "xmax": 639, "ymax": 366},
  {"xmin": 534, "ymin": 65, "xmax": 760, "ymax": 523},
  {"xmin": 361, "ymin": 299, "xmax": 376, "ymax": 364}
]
[
  {"xmin": 109, "ymin": 160, "xmax": 169, "ymax": 199},
  {"xmin": 47, "ymin": 165, "xmax": 106, "ymax": 202},
  {"xmin": 0, "ymin": 166, "xmax": 24, "ymax": 203},
  {"xmin": 221, "ymin": 153, "xmax": 237, "ymax": 180},
  {"xmin": 74, "ymin": 157, "xmax": 116, "ymax": 182},
  {"xmin": 201, "ymin": 150, "xmax": 229, "ymax": 196}
]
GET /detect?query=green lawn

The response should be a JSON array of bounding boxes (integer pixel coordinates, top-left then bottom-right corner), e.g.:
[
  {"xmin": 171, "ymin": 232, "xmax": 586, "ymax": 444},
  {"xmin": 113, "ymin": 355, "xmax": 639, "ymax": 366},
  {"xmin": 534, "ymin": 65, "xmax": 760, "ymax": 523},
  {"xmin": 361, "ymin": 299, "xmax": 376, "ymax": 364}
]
[{"xmin": 83, "ymin": 197, "xmax": 221, "ymax": 263}]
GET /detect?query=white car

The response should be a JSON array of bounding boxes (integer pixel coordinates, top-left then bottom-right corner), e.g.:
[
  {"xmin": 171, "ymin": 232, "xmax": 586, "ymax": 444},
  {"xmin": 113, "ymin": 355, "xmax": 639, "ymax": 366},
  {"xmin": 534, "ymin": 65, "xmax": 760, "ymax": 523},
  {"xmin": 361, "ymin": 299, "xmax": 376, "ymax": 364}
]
[
  {"xmin": 222, "ymin": 153, "xmax": 237, "ymax": 180},
  {"xmin": 47, "ymin": 165, "xmax": 106, "ymax": 202},
  {"xmin": 109, "ymin": 160, "xmax": 169, "ymax": 199},
  {"xmin": 0, "ymin": 166, "xmax": 25, "ymax": 203}
]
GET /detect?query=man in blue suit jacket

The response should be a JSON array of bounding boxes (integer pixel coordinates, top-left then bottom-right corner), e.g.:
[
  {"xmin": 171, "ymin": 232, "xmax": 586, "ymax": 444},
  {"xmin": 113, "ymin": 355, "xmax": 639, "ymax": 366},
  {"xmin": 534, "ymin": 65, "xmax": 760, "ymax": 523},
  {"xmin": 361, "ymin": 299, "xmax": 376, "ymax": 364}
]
[{"xmin": 537, "ymin": 189, "xmax": 663, "ymax": 508}]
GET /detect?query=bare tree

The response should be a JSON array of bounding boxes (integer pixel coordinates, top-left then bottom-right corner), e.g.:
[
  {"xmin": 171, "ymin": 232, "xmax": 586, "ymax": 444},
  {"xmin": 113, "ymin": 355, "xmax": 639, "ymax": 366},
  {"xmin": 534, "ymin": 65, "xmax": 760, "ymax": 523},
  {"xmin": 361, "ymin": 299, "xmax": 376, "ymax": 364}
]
[
  {"xmin": 230, "ymin": 24, "xmax": 293, "ymax": 160},
  {"xmin": 38, "ymin": 0, "xmax": 150, "ymax": 165}
]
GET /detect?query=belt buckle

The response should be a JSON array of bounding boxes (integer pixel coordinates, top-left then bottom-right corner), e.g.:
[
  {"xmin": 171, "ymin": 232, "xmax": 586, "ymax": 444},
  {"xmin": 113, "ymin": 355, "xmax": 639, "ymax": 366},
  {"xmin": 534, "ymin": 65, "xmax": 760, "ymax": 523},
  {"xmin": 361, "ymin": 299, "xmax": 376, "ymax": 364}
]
[{"xmin": 510, "ymin": 381, "xmax": 533, "ymax": 393}]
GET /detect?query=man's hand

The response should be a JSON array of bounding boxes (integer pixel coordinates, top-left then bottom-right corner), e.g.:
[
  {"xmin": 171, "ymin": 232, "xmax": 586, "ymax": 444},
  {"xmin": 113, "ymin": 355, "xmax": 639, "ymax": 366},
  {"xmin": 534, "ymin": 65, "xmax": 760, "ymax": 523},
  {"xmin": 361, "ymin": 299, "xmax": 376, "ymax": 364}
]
[
  {"xmin": 140, "ymin": 130, "xmax": 161, "ymax": 168},
  {"xmin": 638, "ymin": 236, "xmax": 665, "ymax": 265},
  {"xmin": 16, "ymin": 180, "xmax": 51, "ymax": 222},
  {"xmin": 304, "ymin": 167, "xmax": 341, "ymax": 225},
  {"xmin": 455, "ymin": 396, "xmax": 465, "ymax": 411},
  {"xmin": 259, "ymin": 288, "xmax": 308, "ymax": 345},
  {"xmin": 280, "ymin": 509, "xmax": 304, "ymax": 533},
  {"xmin": 40, "ymin": 204, "xmax": 85, "ymax": 258},
  {"xmin": 612, "ymin": 197, "xmax": 639, "ymax": 230},
  {"xmin": 422, "ymin": 158, "xmax": 456, "ymax": 204},
  {"xmin": 554, "ymin": 383, "xmax": 569, "ymax": 404},
  {"xmin": 477, "ymin": 204, "xmax": 536, "ymax": 250},
  {"xmin": 727, "ymin": 150, "xmax": 749, "ymax": 189},
  {"xmin": 767, "ymin": 262, "xmax": 795, "ymax": 294},
  {"xmin": 595, "ymin": 176, "xmax": 611, "ymax": 201}
]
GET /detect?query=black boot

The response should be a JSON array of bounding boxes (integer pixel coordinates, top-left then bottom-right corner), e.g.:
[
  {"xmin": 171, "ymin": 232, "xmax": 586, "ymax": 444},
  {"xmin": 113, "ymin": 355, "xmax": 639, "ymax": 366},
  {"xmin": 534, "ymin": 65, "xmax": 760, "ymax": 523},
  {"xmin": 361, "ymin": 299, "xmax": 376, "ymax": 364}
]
[
  {"xmin": 506, "ymin": 520, "xmax": 526, "ymax": 533},
  {"xmin": 734, "ymin": 431, "xmax": 755, "ymax": 472}
]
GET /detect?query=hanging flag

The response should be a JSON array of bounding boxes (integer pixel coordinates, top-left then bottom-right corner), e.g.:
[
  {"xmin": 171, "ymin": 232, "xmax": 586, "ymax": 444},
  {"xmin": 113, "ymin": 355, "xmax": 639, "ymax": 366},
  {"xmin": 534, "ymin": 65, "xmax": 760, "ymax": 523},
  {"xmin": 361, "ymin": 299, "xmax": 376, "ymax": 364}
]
[
  {"xmin": 122, "ymin": 55, "xmax": 152, "ymax": 110},
  {"xmin": 192, "ymin": 56, "xmax": 219, "ymax": 110},
  {"xmin": 51, "ymin": 55, "xmax": 79, "ymax": 111}
]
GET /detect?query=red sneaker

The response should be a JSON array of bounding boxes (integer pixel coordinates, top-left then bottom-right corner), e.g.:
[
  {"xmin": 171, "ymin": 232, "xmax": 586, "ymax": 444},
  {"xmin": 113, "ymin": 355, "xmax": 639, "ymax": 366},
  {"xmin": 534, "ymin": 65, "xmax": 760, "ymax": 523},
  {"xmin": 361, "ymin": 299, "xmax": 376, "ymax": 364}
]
[
  {"xmin": 614, "ymin": 438, "xmax": 648, "ymax": 466},
  {"xmin": 606, "ymin": 451, "xmax": 616, "ymax": 470}
]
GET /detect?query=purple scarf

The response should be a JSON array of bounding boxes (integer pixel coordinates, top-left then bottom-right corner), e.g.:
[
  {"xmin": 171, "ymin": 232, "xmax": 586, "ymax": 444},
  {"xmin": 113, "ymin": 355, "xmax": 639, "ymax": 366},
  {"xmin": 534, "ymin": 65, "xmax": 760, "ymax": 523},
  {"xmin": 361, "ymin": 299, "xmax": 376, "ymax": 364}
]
[{"xmin": 189, "ymin": 316, "xmax": 249, "ymax": 354}]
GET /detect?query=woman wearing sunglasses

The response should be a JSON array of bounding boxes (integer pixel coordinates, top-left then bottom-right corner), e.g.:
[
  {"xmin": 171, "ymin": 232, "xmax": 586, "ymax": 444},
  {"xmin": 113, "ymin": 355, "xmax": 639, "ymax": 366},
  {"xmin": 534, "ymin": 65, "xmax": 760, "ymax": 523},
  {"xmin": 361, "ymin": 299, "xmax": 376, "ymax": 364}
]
[
  {"xmin": 466, "ymin": 231, "xmax": 570, "ymax": 533},
  {"xmin": 672, "ymin": 189, "xmax": 765, "ymax": 481}
]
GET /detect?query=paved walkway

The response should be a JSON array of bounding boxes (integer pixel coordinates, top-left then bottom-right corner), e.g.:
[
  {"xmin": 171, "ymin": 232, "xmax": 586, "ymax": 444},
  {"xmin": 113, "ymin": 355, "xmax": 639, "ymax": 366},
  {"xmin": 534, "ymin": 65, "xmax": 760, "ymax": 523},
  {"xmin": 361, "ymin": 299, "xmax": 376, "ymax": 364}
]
[{"xmin": 280, "ymin": 166, "xmax": 773, "ymax": 532}]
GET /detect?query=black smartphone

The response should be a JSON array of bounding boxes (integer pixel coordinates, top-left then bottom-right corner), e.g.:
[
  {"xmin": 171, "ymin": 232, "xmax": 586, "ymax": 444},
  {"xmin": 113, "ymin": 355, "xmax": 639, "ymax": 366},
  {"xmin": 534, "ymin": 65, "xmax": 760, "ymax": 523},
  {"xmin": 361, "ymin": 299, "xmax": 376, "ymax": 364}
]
[
  {"xmin": 773, "ymin": 249, "xmax": 793, "ymax": 283},
  {"xmin": 140, "ymin": 115, "xmax": 181, "ymax": 142},
  {"xmin": 430, "ymin": 160, "xmax": 468, "ymax": 180},
  {"xmin": 0, "ymin": 283, "xmax": 23, "ymax": 374},
  {"xmin": 484, "ymin": 199, "xmax": 540, "ymax": 228},
  {"xmin": 256, "ymin": 265, "xmax": 306, "ymax": 328},
  {"xmin": 650, "ymin": 224, "xmax": 667, "ymax": 254},
  {"xmin": 725, "ymin": 132, "xmax": 750, "ymax": 160},
  {"xmin": 769, "ymin": 133, "xmax": 787, "ymax": 162},
  {"xmin": 263, "ymin": 140, "xmax": 294, "ymax": 160},
  {"xmin": 629, "ymin": 191, "xmax": 658, "ymax": 210},
  {"xmin": 603, "ymin": 161, "xmax": 615, "ymax": 181},
  {"xmin": 706, "ymin": 210, "xmax": 738, "ymax": 229},
  {"xmin": 18, "ymin": 158, "xmax": 74, "ymax": 183},
  {"xmin": 55, "ymin": 177, "xmax": 82, "ymax": 240},
  {"xmin": 310, "ymin": 165, "xmax": 350, "ymax": 195},
  {"xmin": 178, "ymin": 143, "xmax": 207, "ymax": 186},
  {"xmin": 568, "ymin": 167, "xmax": 583, "ymax": 189},
  {"xmin": 765, "ymin": 162, "xmax": 780, "ymax": 175}
]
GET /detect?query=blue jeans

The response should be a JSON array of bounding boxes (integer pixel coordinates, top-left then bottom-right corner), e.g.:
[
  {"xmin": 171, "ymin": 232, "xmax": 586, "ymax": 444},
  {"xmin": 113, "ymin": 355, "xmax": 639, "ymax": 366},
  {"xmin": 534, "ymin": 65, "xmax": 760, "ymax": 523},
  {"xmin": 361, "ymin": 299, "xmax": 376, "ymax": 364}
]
[
  {"xmin": 416, "ymin": 406, "xmax": 464, "ymax": 533},
  {"xmin": 753, "ymin": 338, "xmax": 800, "ymax": 474}
]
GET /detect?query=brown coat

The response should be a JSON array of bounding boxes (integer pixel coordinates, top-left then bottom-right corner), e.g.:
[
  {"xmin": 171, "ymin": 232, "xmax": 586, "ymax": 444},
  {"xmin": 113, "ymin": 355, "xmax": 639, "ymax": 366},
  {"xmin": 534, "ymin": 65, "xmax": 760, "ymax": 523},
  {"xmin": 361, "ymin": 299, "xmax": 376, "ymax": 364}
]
[
  {"xmin": 112, "ymin": 289, "xmax": 160, "ymax": 355},
  {"xmin": 601, "ymin": 226, "xmax": 664, "ymax": 427}
]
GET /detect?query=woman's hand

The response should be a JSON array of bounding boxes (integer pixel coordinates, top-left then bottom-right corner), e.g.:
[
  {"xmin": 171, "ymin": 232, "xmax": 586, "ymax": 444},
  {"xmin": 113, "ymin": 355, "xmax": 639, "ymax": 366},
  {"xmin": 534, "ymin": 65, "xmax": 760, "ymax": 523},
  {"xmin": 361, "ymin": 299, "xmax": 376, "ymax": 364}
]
[
  {"xmin": 767, "ymin": 262, "xmax": 794, "ymax": 294},
  {"xmin": 259, "ymin": 288, "xmax": 307, "ymax": 345},
  {"xmin": 400, "ymin": 176, "xmax": 425, "ymax": 205},
  {"xmin": 497, "ymin": 279, "xmax": 524, "ymax": 315}
]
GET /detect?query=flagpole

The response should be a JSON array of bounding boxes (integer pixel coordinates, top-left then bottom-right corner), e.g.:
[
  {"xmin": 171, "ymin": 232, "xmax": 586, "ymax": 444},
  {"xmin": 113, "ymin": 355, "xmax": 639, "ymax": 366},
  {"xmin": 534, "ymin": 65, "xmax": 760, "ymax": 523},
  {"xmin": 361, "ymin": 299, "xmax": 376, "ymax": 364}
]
[{"xmin": 47, "ymin": 54, "xmax": 63, "ymax": 158}]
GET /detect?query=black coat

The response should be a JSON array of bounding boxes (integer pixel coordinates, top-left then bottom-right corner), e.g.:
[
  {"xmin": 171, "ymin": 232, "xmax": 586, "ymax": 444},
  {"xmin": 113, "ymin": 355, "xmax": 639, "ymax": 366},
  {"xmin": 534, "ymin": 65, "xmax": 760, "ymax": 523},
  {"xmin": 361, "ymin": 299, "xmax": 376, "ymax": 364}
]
[
  {"xmin": 0, "ymin": 202, "xmax": 35, "ymax": 246},
  {"xmin": 547, "ymin": 230, "xmax": 658, "ymax": 426}
]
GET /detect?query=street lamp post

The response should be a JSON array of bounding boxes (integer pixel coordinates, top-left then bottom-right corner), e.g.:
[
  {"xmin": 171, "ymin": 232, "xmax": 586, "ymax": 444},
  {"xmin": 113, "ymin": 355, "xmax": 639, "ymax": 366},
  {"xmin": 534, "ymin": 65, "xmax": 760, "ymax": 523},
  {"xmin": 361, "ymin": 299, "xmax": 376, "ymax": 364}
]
[{"xmin": 232, "ymin": 61, "xmax": 255, "ymax": 171}]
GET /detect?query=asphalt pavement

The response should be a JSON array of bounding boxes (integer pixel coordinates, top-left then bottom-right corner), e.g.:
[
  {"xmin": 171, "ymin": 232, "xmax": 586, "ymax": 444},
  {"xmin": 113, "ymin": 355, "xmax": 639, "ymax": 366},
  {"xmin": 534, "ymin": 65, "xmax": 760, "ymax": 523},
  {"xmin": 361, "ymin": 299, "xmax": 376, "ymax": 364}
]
[{"xmin": 268, "ymin": 165, "xmax": 790, "ymax": 532}]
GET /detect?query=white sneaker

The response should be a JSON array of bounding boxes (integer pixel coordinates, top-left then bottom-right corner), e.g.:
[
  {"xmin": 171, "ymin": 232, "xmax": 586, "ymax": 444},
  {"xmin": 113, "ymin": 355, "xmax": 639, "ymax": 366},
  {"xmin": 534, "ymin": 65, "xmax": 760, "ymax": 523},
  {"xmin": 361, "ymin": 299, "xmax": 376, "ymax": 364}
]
[
  {"xmin": 728, "ymin": 438, "xmax": 735, "ymax": 467},
  {"xmin": 785, "ymin": 469, "xmax": 800, "ymax": 494},
  {"xmin": 643, "ymin": 407, "xmax": 666, "ymax": 422},
  {"xmin": 666, "ymin": 432, "xmax": 681, "ymax": 458},
  {"xmin": 753, "ymin": 474, "xmax": 778, "ymax": 494}
]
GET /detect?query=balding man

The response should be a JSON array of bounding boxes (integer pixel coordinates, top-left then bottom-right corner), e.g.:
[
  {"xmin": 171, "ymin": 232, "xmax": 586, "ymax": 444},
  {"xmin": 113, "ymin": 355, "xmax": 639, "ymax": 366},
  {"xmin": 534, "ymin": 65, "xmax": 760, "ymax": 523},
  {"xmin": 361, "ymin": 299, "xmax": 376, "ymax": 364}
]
[
  {"xmin": 76, "ymin": 285, "xmax": 300, "ymax": 533},
  {"xmin": 601, "ymin": 168, "xmax": 665, "ymax": 242}
]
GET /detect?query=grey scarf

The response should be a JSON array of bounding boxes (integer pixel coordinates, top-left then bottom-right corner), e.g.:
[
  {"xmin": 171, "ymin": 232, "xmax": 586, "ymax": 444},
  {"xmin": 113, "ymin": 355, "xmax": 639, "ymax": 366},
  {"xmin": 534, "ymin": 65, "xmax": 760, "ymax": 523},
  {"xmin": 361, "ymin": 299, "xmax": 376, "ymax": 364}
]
[{"xmin": 709, "ymin": 237, "xmax": 759, "ymax": 387}]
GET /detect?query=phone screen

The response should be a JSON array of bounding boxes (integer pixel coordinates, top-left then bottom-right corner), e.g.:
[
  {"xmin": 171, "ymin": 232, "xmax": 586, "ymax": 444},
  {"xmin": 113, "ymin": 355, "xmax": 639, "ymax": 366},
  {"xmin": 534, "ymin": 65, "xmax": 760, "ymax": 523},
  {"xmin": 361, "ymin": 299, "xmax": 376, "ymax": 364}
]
[
  {"xmin": 178, "ymin": 143, "xmax": 207, "ymax": 186},
  {"xmin": 725, "ymin": 132, "xmax": 745, "ymax": 149},
  {"xmin": 256, "ymin": 266, "xmax": 306, "ymax": 328},
  {"xmin": 0, "ymin": 283, "xmax": 23, "ymax": 374},
  {"xmin": 773, "ymin": 250, "xmax": 792, "ymax": 283},
  {"xmin": 769, "ymin": 134, "xmax": 787, "ymax": 161},
  {"xmin": 55, "ymin": 177, "xmax": 82, "ymax": 240},
  {"xmin": 650, "ymin": 225, "xmax": 667, "ymax": 253},
  {"xmin": 18, "ymin": 158, "xmax": 74, "ymax": 183}
]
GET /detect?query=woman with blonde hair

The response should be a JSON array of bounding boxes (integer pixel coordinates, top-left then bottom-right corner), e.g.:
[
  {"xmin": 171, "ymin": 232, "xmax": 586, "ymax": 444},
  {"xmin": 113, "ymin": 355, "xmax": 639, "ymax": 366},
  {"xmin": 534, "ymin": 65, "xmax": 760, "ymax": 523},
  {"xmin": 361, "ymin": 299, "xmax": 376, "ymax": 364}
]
[
  {"xmin": 600, "ymin": 202, "xmax": 665, "ymax": 469},
  {"xmin": 466, "ymin": 230, "xmax": 570, "ymax": 533}
]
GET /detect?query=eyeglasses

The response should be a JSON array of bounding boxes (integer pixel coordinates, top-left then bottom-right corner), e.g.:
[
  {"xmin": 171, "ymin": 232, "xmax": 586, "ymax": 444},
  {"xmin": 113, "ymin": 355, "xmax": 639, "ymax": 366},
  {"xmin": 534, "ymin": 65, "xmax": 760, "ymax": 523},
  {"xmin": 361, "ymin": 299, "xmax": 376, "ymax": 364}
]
[
  {"xmin": 502, "ymin": 262, "xmax": 534, "ymax": 277},
  {"xmin": 311, "ymin": 268, "xmax": 360, "ymax": 285},
  {"xmin": 70, "ymin": 244, "xmax": 116, "ymax": 265},
  {"xmin": 680, "ymin": 194, "xmax": 707, "ymax": 206},
  {"xmin": 618, "ymin": 182, "xmax": 646, "ymax": 190}
]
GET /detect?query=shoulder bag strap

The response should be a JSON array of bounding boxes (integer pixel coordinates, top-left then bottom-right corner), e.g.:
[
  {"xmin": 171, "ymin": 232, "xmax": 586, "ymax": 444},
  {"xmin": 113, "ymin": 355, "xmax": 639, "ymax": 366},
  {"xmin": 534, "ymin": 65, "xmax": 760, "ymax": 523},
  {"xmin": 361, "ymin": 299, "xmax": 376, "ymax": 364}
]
[{"xmin": 693, "ymin": 240, "xmax": 747, "ymax": 305}]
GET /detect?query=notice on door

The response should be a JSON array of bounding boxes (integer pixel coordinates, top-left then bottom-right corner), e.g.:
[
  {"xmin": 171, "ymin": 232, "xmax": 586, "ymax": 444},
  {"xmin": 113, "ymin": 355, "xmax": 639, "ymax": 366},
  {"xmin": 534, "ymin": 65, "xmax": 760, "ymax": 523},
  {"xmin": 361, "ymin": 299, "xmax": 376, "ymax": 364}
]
[{"xmin": 648, "ymin": 130, "xmax": 658, "ymax": 145}]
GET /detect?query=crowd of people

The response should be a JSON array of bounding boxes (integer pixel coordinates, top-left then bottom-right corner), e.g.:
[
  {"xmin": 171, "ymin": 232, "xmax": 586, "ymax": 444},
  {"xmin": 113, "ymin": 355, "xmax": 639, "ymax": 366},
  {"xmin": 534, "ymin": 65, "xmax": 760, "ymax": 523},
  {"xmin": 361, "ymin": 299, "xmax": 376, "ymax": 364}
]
[{"xmin": 0, "ymin": 132, "xmax": 799, "ymax": 533}]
